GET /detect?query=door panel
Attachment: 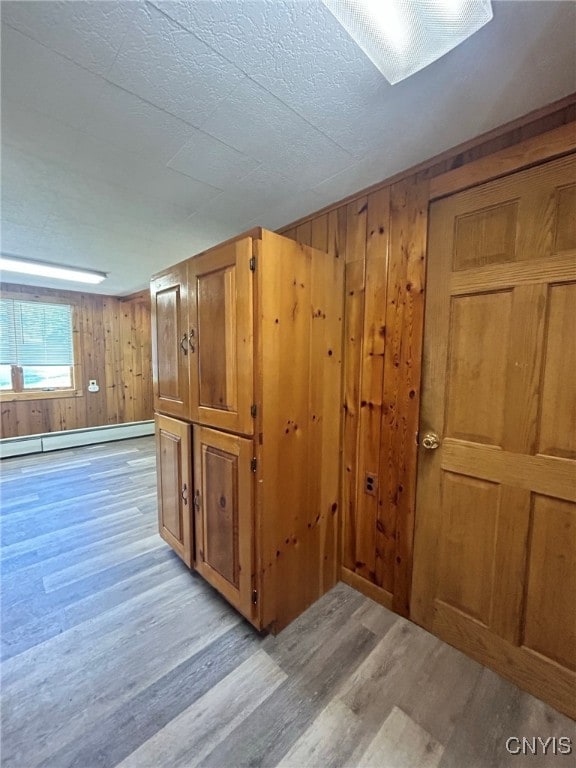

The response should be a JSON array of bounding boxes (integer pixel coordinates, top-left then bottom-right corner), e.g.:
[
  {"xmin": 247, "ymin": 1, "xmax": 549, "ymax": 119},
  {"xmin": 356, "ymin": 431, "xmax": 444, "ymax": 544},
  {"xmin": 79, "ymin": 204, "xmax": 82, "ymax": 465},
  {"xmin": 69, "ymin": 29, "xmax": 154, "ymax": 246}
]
[
  {"xmin": 193, "ymin": 425, "xmax": 255, "ymax": 625},
  {"xmin": 523, "ymin": 496, "xmax": 576, "ymax": 671},
  {"xmin": 436, "ymin": 473, "xmax": 500, "ymax": 626},
  {"xmin": 204, "ymin": 446, "xmax": 239, "ymax": 588},
  {"xmin": 151, "ymin": 264, "xmax": 190, "ymax": 419},
  {"xmin": 445, "ymin": 291, "xmax": 512, "ymax": 445},
  {"xmin": 156, "ymin": 414, "xmax": 193, "ymax": 567},
  {"xmin": 188, "ymin": 238, "xmax": 254, "ymax": 435},
  {"xmin": 538, "ymin": 282, "xmax": 576, "ymax": 458},
  {"xmin": 411, "ymin": 153, "xmax": 576, "ymax": 718},
  {"xmin": 197, "ymin": 268, "xmax": 238, "ymax": 413}
]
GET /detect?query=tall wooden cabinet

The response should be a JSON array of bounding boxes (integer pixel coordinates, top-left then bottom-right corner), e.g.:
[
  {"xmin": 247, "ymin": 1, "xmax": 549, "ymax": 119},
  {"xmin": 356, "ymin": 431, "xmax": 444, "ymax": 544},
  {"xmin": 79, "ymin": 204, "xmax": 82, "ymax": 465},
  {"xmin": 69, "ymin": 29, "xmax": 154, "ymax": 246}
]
[{"xmin": 151, "ymin": 228, "xmax": 343, "ymax": 633}]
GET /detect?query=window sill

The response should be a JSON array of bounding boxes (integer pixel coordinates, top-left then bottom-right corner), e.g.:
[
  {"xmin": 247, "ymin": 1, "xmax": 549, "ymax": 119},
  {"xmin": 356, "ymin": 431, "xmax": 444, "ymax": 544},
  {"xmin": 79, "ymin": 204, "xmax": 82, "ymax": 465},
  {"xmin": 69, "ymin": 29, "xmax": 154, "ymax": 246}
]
[{"xmin": 0, "ymin": 389, "xmax": 84, "ymax": 403}]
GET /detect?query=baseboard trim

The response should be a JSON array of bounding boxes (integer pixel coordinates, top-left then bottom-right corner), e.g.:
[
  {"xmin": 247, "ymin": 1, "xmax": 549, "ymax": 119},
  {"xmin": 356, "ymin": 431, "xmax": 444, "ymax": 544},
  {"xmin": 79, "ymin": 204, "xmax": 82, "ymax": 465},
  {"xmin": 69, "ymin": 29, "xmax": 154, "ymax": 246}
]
[
  {"xmin": 0, "ymin": 420, "xmax": 155, "ymax": 458},
  {"xmin": 340, "ymin": 567, "xmax": 394, "ymax": 611}
]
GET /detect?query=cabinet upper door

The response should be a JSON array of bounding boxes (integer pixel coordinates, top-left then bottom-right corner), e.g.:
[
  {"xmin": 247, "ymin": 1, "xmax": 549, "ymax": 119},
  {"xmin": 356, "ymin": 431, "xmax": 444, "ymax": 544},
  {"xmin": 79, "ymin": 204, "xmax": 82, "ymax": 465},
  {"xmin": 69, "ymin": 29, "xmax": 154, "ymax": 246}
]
[
  {"xmin": 156, "ymin": 414, "xmax": 193, "ymax": 568},
  {"xmin": 151, "ymin": 264, "xmax": 190, "ymax": 419},
  {"xmin": 188, "ymin": 237, "xmax": 254, "ymax": 435},
  {"xmin": 193, "ymin": 425, "xmax": 256, "ymax": 625}
]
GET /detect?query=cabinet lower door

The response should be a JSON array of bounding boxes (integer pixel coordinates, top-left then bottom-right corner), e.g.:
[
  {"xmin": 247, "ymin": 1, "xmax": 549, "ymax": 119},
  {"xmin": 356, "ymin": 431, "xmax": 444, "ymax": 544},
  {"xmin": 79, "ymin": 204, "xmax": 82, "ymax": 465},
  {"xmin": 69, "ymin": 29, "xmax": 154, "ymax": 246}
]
[
  {"xmin": 156, "ymin": 414, "xmax": 193, "ymax": 567},
  {"xmin": 193, "ymin": 425, "xmax": 256, "ymax": 623}
]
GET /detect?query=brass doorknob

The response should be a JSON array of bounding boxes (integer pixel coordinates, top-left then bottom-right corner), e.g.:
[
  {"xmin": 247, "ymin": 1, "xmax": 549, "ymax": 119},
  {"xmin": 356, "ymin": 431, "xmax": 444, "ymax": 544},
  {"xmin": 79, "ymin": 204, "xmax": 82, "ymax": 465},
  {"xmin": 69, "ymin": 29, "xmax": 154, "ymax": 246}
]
[{"xmin": 422, "ymin": 432, "xmax": 440, "ymax": 450}]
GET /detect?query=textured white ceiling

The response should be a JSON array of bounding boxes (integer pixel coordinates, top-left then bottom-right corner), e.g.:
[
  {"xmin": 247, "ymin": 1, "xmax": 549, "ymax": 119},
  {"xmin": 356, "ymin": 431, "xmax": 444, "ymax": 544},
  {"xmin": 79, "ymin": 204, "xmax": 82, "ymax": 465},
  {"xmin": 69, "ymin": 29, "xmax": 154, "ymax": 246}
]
[{"xmin": 1, "ymin": 0, "xmax": 574, "ymax": 295}]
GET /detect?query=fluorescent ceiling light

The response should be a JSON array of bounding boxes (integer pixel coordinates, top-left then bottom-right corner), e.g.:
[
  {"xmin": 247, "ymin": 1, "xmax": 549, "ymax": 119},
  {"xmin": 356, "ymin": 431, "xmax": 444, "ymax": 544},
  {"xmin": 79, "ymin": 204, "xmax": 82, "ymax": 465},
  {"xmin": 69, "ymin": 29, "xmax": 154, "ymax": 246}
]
[
  {"xmin": 0, "ymin": 255, "xmax": 107, "ymax": 284},
  {"xmin": 321, "ymin": 0, "xmax": 493, "ymax": 84}
]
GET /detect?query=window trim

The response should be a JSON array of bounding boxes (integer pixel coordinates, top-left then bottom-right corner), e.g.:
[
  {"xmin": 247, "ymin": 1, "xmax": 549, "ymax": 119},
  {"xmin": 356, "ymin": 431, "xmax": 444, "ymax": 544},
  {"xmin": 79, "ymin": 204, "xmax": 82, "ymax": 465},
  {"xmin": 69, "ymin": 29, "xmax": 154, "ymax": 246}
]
[{"xmin": 0, "ymin": 291, "xmax": 84, "ymax": 402}]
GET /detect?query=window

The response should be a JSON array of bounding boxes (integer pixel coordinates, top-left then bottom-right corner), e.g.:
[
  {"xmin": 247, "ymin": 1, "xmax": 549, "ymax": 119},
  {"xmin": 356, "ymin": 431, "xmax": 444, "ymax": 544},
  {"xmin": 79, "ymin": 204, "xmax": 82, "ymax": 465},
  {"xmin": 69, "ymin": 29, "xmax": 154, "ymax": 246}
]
[{"xmin": 0, "ymin": 298, "xmax": 76, "ymax": 395}]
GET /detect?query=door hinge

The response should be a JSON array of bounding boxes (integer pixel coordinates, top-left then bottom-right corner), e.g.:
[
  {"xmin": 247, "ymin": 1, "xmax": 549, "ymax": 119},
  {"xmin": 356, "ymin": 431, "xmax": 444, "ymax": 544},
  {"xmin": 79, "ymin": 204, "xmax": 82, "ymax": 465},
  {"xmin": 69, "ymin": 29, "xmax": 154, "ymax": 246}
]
[
  {"xmin": 252, "ymin": 589, "xmax": 258, "ymax": 605},
  {"xmin": 250, "ymin": 403, "xmax": 257, "ymax": 418},
  {"xmin": 250, "ymin": 457, "xmax": 257, "ymax": 472},
  {"xmin": 249, "ymin": 256, "xmax": 256, "ymax": 271}
]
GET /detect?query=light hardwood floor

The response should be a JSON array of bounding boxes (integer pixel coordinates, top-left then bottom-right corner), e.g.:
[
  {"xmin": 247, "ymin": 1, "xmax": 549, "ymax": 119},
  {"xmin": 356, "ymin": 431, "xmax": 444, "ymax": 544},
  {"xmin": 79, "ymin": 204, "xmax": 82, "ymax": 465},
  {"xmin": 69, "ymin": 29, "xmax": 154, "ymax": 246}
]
[{"xmin": 1, "ymin": 437, "xmax": 574, "ymax": 768}]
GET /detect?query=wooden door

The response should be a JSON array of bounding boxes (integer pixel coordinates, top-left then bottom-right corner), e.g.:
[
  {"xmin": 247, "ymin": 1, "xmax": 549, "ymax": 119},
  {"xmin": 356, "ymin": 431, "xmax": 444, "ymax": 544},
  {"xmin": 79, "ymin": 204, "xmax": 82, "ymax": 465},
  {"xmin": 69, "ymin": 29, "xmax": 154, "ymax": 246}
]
[
  {"xmin": 411, "ymin": 154, "xmax": 576, "ymax": 718},
  {"xmin": 193, "ymin": 425, "xmax": 256, "ymax": 624},
  {"xmin": 156, "ymin": 414, "xmax": 193, "ymax": 567},
  {"xmin": 151, "ymin": 264, "xmax": 190, "ymax": 419},
  {"xmin": 188, "ymin": 238, "xmax": 254, "ymax": 435}
]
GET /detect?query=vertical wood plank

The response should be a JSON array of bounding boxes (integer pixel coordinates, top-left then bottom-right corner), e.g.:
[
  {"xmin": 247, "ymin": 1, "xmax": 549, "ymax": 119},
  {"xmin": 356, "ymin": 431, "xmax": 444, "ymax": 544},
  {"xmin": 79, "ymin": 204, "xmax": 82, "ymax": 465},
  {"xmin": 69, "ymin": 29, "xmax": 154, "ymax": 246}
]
[
  {"xmin": 103, "ymin": 297, "xmax": 120, "ymax": 425},
  {"xmin": 295, "ymin": 220, "xmax": 313, "ymax": 247},
  {"xmin": 378, "ymin": 176, "xmax": 428, "ymax": 615},
  {"xmin": 341, "ymin": 198, "xmax": 367, "ymax": 572},
  {"xmin": 354, "ymin": 187, "xmax": 390, "ymax": 584},
  {"xmin": 122, "ymin": 304, "xmax": 136, "ymax": 424},
  {"xmin": 310, "ymin": 213, "xmax": 344, "ymax": 591},
  {"xmin": 282, "ymin": 227, "xmax": 297, "ymax": 242}
]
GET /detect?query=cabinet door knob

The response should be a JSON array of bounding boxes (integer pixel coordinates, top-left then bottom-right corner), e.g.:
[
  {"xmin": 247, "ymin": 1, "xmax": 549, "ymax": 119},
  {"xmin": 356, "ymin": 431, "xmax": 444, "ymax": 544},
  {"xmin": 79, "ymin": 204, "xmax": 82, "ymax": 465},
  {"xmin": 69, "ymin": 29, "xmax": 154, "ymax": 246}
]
[
  {"xmin": 181, "ymin": 484, "xmax": 188, "ymax": 504},
  {"xmin": 180, "ymin": 333, "xmax": 188, "ymax": 355}
]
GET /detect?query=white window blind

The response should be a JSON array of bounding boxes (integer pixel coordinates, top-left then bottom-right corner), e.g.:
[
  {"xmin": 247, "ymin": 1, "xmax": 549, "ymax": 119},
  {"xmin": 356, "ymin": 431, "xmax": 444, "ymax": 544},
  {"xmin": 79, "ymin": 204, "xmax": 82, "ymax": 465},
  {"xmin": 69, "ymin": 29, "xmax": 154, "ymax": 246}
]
[{"xmin": 0, "ymin": 299, "xmax": 74, "ymax": 366}]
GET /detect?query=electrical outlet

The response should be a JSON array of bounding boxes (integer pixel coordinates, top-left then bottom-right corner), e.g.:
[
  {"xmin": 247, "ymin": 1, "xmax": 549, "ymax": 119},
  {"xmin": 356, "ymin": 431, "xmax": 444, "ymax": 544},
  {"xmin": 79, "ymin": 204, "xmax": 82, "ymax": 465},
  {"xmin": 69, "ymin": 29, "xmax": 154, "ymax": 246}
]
[{"xmin": 365, "ymin": 472, "xmax": 377, "ymax": 496}]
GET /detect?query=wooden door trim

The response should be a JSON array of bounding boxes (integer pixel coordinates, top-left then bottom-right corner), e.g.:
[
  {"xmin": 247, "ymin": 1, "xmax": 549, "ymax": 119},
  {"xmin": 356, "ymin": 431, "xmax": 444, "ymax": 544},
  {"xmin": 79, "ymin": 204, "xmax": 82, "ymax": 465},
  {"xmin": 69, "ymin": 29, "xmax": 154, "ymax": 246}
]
[{"xmin": 430, "ymin": 123, "xmax": 576, "ymax": 201}]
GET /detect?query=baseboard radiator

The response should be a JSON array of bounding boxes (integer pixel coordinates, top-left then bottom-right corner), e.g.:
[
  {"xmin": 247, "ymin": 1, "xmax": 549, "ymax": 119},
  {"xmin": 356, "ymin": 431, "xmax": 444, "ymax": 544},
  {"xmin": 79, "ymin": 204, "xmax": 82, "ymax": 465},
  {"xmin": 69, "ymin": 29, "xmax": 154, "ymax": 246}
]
[{"xmin": 0, "ymin": 420, "xmax": 155, "ymax": 458}]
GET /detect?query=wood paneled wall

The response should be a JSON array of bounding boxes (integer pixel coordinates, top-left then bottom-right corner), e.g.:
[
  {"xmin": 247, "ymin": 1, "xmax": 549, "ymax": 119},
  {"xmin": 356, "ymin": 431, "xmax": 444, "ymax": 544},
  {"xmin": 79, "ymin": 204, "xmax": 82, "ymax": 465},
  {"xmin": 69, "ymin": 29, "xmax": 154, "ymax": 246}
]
[
  {"xmin": 0, "ymin": 284, "xmax": 153, "ymax": 437},
  {"xmin": 280, "ymin": 94, "xmax": 576, "ymax": 617}
]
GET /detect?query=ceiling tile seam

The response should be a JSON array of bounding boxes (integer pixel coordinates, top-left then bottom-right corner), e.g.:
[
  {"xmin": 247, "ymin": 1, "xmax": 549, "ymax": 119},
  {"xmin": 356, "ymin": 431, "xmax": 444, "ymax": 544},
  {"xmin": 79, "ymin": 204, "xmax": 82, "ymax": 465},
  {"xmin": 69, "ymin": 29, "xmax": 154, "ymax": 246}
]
[
  {"xmin": 1, "ymin": 20, "xmax": 111, "ymax": 131},
  {"xmin": 1, "ymin": 2, "xmax": 140, "ymax": 82},
  {"xmin": 98, "ymin": 1, "xmax": 142, "ymax": 80},
  {"xmin": 148, "ymin": 1, "xmax": 357, "ymax": 159},
  {"xmin": 1, "ymin": 20, "xmax": 111, "ymax": 82}
]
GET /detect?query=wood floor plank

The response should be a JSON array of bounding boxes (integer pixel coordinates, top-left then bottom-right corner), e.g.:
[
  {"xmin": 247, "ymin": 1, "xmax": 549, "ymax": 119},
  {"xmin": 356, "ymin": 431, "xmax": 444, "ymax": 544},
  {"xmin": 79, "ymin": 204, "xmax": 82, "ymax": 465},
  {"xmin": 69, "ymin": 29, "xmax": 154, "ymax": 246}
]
[
  {"xmin": 117, "ymin": 649, "xmax": 287, "ymax": 768},
  {"xmin": 1, "ymin": 548, "xmax": 174, "ymax": 649},
  {"xmin": 1, "ymin": 559, "xmax": 187, "ymax": 659},
  {"xmin": 32, "ymin": 623, "xmax": 264, "ymax": 768},
  {"xmin": 41, "ymin": 532, "xmax": 163, "ymax": 592},
  {"xmin": 197, "ymin": 618, "xmax": 380, "ymax": 768},
  {"xmin": 356, "ymin": 706, "xmax": 444, "ymax": 768},
  {"xmin": 1, "ymin": 508, "xmax": 149, "ymax": 573},
  {"xmin": 438, "ymin": 668, "xmax": 576, "ymax": 768},
  {"xmin": 307, "ymin": 619, "xmax": 444, "ymax": 767},
  {"xmin": 276, "ymin": 699, "xmax": 363, "ymax": 768}
]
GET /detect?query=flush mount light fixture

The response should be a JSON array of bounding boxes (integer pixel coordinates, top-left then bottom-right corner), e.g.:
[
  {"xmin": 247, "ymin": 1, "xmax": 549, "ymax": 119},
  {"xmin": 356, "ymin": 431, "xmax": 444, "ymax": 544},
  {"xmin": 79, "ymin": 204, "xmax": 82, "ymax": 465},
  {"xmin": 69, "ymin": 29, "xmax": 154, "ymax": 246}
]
[
  {"xmin": 321, "ymin": 0, "xmax": 493, "ymax": 84},
  {"xmin": 0, "ymin": 255, "xmax": 107, "ymax": 284}
]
